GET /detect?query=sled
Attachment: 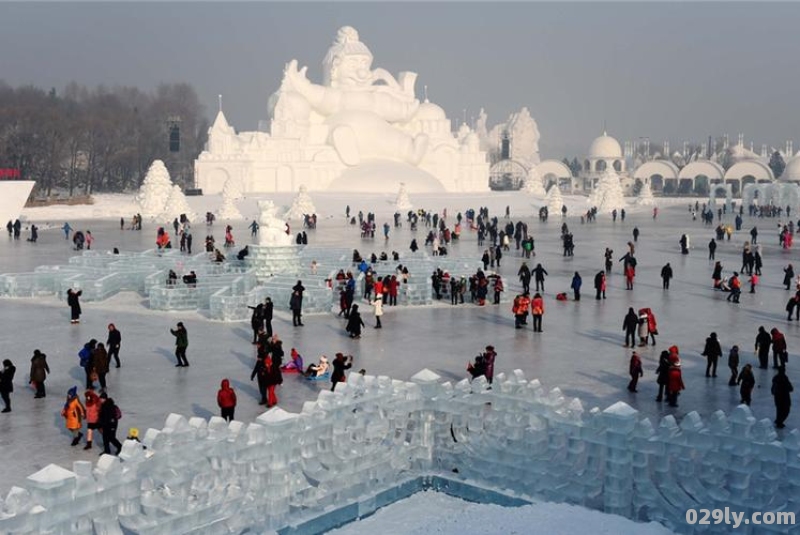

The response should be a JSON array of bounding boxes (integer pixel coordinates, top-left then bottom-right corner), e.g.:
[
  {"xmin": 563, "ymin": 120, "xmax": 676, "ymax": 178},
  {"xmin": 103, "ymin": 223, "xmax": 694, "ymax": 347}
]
[{"xmin": 306, "ymin": 371, "xmax": 330, "ymax": 381}]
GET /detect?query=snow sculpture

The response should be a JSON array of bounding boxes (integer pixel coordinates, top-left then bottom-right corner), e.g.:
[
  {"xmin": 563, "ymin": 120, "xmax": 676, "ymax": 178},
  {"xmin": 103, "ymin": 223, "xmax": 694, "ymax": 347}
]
[
  {"xmin": 135, "ymin": 160, "xmax": 172, "ymax": 217},
  {"xmin": 284, "ymin": 184, "xmax": 316, "ymax": 221},
  {"xmin": 159, "ymin": 185, "xmax": 196, "ymax": 222},
  {"xmin": 478, "ymin": 107, "xmax": 541, "ymax": 168},
  {"xmin": 257, "ymin": 200, "xmax": 291, "ymax": 246},
  {"xmin": 546, "ymin": 183, "xmax": 564, "ymax": 214},
  {"xmin": 195, "ymin": 26, "xmax": 489, "ymax": 194},
  {"xmin": 216, "ymin": 179, "xmax": 244, "ymax": 220},
  {"xmin": 588, "ymin": 169, "xmax": 626, "ymax": 212},
  {"xmin": 395, "ymin": 182, "xmax": 413, "ymax": 211},
  {"xmin": 522, "ymin": 166, "xmax": 546, "ymax": 196},
  {"xmin": 636, "ymin": 179, "xmax": 656, "ymax": 206}
]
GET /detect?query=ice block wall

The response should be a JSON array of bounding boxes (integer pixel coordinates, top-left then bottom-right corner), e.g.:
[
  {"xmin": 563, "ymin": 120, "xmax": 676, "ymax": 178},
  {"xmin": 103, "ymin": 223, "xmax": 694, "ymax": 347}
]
[{"xmin": 1, "ymin": 370, "xmax": 798, "ymax": 535}]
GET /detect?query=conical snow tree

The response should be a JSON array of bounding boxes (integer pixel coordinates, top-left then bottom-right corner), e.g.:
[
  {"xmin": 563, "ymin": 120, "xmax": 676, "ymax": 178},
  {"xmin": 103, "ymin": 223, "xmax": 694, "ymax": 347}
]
[
  {"xmin": 522, "ymin": 166, "xmax": 546, "ymax": 196},
  {"xmin": 636, "ymin": 179, "xmax": 656, "ymax": 206},
  {"xmin": 284, "ymin": 184, "xmax": 317, "ymax": 220},
  {"xmin": 588, "ymin": 169, "xmax": 626, "ymax": 212},
  {"xmin": 216, "ymin": 179, "xmax": 244, "ymax": 220},
  {"xmin": 547, "ymin": 183, "xmax": 564, "ymax": 214},
  {"xmin": 395, "ymin": 182, "xmax": 413, "ymax": 211},
  {"xmin": 160, "ymin": 185, "xmax": 196, "ymax": 223},
  {"xmin": 135, "ymin": 160, "xmax": 173, "ymax": 217}
]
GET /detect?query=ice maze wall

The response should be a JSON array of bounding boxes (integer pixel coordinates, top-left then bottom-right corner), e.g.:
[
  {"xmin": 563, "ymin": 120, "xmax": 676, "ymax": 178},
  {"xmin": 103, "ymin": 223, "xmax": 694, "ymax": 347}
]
[{"xmin": 3, "ymin": 370, "xmax": 798, "ymax": 535}]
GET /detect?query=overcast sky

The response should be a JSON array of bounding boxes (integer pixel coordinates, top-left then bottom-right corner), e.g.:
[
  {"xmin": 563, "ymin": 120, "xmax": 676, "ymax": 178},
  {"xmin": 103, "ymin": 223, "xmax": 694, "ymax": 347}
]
[{"xmin": 2, "ymin": 2, "xmax": 797, "ymax": 158}]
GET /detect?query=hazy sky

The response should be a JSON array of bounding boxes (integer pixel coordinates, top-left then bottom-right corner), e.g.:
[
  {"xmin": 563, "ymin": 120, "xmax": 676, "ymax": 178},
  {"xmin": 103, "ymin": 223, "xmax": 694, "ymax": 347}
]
[{"xmin": 2, "ymin": 2, "xmax": 798, "ymax": 158}]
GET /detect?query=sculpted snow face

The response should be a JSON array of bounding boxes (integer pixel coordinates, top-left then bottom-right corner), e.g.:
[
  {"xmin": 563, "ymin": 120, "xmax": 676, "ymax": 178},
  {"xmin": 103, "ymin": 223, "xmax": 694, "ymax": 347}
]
[{"xmin": 280, "ymin": 26, "xmax": 428, "ymax": 167}]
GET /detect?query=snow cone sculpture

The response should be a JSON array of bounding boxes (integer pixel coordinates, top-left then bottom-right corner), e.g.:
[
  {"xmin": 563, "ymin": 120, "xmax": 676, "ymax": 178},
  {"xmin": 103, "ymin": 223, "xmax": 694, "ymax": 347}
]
[
  {"xmin": 135, "ymin": 160, "xmax": 173, "ymax": 217},
  {"xmin": 216, "ymin": 179, "xmax": 244, "ymax": 220},
  {"xmin": 284, "ymin": 185, "xmax": 317, "ymax": 221},
  {"xmin": 522, "ymin": 166, "xmax": 546, "ymax": 196},
  {"xmin": 547, "ymin": 183, "xmax": 564, "ymax": 214},
  {"xmin": 160, "ymin": 185, "xmax": 196, "ymax": 223},
  {"xmin": 588, "ymin": 169, "xmax": 626, "ymax": 212},
  {"xmin": 395, "ymin": 182, "xmax": 413, "ymax": 211},
  {"xmin": 257, "ymin": 200, "xmax": 292, "ymax": 246},
  {"xmin": 636, "ymin": 179, "xmax": 656, "ymax": 206}
]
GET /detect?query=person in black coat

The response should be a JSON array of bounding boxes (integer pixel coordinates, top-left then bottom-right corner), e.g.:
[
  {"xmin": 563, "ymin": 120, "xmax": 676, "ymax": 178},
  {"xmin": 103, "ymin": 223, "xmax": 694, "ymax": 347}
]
[
  {"xmin": 772, "ymin": 367, "xmax": 794, "ymax": 429},
  {"xmin": 660, "ymin": 263, "xmax": 673, "ymax": 290},
  {"xmin": 247, "ymin": 303, "xmax": 265, "ymax": 343},
  {"xmin": 98, "ymin": 395, "xmax": 123, "ymax": 455},
  {"xmin": 655, "ymin": 351, "xmax": 670, "ymax": 402},
  {"xmin": 291, "ymin": 281, "xmax": 305, "ymax": 326},
  {"xmin": 106, "ymin": 324, "xmax": 122, "ymax": 368},
  {"xmin": 784, "ymin": 264, "xmax": 795, "ymax": 291},
  {"xmin": 330, "ymin": 353, "xmax": 353, "ymax": 391},
  {"xmin": 0, "ymin": 359, "xmax": 16, "ymax": 412},
  {"xmin": 755, "ymin": 326, "xmax": 772, "ymax": 369},
  {"xmin": 533, "ymin": 264, "xmax": 548, "ymax": 292},
  {"xmin": 67, "ymin": 288, "xmax": 82, "ymax": 324},
  {"xmin": 251, "ymin": 356, "xmax": 269, "ymax": 405},
  {"xmin": 623, "ymin": 308, "xmax": 639, "ymax": 348},
  {"xmin": 346, "ymin": 304, "xmax": 365, "ymax": 339},
  {"xmin": 702, "ymin": 332, "xmax": 723, "ymax": 377},
  {"xmin": 263, "ymin": 297, "xmax": 274, "ymax": 337}
]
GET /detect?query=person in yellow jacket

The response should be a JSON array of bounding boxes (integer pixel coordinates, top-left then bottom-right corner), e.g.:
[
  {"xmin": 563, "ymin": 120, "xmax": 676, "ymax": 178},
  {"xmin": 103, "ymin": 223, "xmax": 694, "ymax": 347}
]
[{"xmin": 61, "ymin": 386, "xmax": 85, "ymax": 446}]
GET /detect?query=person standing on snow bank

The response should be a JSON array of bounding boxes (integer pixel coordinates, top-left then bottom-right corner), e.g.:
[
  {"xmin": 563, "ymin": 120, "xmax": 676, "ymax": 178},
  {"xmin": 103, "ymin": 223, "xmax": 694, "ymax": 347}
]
[
  {"xmin": 170, "ymin": 322, "xmax": 189, "ymax": 367},
  {"xmin": 217, "ymin": 379, "xmax": 237, "ymax": 422}
]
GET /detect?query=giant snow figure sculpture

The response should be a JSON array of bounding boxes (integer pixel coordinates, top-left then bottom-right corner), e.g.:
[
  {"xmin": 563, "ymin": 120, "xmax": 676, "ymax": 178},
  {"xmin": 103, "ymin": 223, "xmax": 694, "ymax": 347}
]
[
  {"xmin": 282, "ymin": 26, "xmax": 428, "ymax": 167},
  {"xmin": 195, "ymin": 26, "xmax": 489, "ymax": 194},
  {"xmin": 257, "ymin": 201, "xmax": 292, "ymax": 246}
]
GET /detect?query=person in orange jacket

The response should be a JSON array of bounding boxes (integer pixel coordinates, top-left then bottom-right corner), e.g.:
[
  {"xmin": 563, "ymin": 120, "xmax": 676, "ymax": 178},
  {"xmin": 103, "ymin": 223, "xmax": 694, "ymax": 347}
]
[
  {"xmin": 531, "ymin": 293, "xmax": 545, "ymax": 333},
  {"xmin": 217, "ymin": 379, "xmax": 237, "ymax": 422},
  {"xmin": 61, "ymin": 386, "xmax": 85, "ymax": 446},
  {"xmin": 512, "ymin": 294, "xmax": 524, "ymax": 328}
]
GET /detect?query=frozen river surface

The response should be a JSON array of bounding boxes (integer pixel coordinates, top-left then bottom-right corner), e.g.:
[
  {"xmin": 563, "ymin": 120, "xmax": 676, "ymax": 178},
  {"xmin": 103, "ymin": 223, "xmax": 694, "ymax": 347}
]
[{"xmin": 0, "ymin": 192, "xmax": 798, "ymax": 498}]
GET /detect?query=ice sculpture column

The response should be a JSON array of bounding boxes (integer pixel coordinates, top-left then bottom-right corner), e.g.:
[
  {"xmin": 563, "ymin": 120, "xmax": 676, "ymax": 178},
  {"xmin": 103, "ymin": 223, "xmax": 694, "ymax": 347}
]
[{"xmin": 600, "ymin": 402, "xmax": 638, "ymax": 517}]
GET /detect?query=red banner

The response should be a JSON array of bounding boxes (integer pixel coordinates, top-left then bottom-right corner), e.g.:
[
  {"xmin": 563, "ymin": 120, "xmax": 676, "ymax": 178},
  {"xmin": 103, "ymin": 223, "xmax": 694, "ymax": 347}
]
[{"xmin": 0, "ymin": 169, "xmax": 21, "ymax": 179}]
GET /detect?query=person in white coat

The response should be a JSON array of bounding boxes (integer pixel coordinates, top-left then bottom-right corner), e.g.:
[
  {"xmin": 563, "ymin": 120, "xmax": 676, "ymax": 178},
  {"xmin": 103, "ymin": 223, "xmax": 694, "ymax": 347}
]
[{"xmin": 373, "ymin": 294, "xmax": 384, "ymax": 329}]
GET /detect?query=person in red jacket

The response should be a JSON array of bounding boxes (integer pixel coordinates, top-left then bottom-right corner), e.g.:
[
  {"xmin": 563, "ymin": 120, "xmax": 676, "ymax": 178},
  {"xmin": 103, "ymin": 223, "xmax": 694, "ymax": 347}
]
[
  {"xmin": 771, "ymin": 328, "xmax": 788, "ymax": 369},
  {"xmin": 388, "ymin": 275, "xmax": 399, "ymax": 306},
  {"xmin": 217, "ymin": 379, "xmax": 237, "ymax": 422},
  {"xmin": 667, "ymin": 354, "xmax": 685, "ymax": 407},
  {"xmin": 628, "ymin": 352, "xmax": 643, "ymax": 392},
  {"xmin": 531, "ymin": 293, "xmax": 545, "ymax": 333}
]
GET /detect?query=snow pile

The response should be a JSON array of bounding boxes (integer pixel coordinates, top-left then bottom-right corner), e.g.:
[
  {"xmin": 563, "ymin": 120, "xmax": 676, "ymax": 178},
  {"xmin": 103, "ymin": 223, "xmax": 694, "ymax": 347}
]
[
  {"xmin": 588, "ymin": 169, "xmax": 626, "ymax": 212},
  {"xmin": 216, "ymin": 179, "xmax": 244, "ymax": 220},
  {"xmin": 134, "ymin": 160, "xmax": 173, "ymax": 217},
  {"xmin": 395, "ymin": 182, "xmax": 413, "ymax": 211},
  {"xmin": 160, "ymin": 185, "xmax": 196, "ymax": 223},
  {"xmin": 257, "ymin": 200, "xmax": 291, "ymax": 246},
  {"xmin": 522, "ymin": 166, "xmax": 546, "ymax": 196},
  {"xmin": 636, "ymin": 179, "xmax": 656, "ymax": 206},
  {"xmin": 284, "ymin": 184, "xmax": 316, "ymax": 221},
  {"xmin": 330, "ymin": 492, "xmax": 675, "ymax": 535},
  {"xmin": 547, "ymin": 183, "xmax": 564, "ymax": 213}
]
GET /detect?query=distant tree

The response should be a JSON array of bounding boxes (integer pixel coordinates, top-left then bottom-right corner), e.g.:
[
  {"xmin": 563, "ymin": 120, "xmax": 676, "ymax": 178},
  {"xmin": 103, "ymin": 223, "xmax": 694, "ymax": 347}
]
[
  {"xmin": 769, "ymin": 151, "xmax": 786, "ymax": 179},
  {"xmin": 632, "ymin": 178, "xmax": 643, "ymax": 196},
  {"xmin": 570, "ymin": 157, "xmax": 581, "ymax": 177}
]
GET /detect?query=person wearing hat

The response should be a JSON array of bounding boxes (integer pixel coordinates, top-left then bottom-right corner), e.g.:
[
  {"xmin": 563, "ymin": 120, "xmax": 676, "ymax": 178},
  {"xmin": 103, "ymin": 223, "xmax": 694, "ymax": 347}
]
[
  {"xmin": 483, "ymin": 345, "xmax": 497, "ymax": 384},
  {"xmin": 772, "ymin": 366, "xmax": 794, "ymax": 429},
  {"xmin": 170, "ymin": 322, "xmax": 189, "ymax": 367},
  {"xmin": 701, "ymin": 332, "xmax": 722, "ymax": 378},
  {"xmin": 217, "ymin": 379, "xmax": 237, "ymax": 422},
  {"xmin": 728, "ymin": 345, "xmax": 740, "ymax": 386},
  {"xmin": 373, "ymin": 294, "xmax": 383, "ymax": 329},
  {"xmin": 726, "ymin": 272, "xmax": 741, "ymax": 303},
  {"xmin": 667, "ymin": 354, "xmax": 685, "ymax": 408},
  {"xmin": 29, "ymin": 349, "xmax": 49, "ymax": 398},
  {"xmin": 330, "ymin": 353, "xmax": 353, "ymax": 392},
  {"xmin": 628, "ymin": 352, "xmax": 643, "ymax": 393},
  {"xmin": 61, "ymin": 386, "xmax": 85, "ymax": 446},
  {"xmin": 737, "ymin": 364, "xmax": 755, "ymax": 405},
  {"xmin": 655, "ymin": 351, "xmax": 671, "ymax": 402}
]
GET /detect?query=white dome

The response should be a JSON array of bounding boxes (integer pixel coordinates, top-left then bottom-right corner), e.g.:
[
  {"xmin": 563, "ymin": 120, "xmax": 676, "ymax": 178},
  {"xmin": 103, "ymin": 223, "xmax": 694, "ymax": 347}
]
[
  {"xmin": 782, "ymin": 157, "xmax": 800, "ymax": 182},
  {"xmin": 415, "ymin": 100, "xmax": 447, "ymax": 121},
  {"xmin": 588, "ymin": 133, "xmax": 623, "ymax": 159}
]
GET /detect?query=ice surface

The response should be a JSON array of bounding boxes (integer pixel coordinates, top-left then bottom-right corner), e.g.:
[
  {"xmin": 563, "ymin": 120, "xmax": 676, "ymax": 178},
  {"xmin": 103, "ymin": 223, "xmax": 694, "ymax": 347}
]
[{"xmin": 3, "ymin": 191, "xmax": 800, "ymax": 533}]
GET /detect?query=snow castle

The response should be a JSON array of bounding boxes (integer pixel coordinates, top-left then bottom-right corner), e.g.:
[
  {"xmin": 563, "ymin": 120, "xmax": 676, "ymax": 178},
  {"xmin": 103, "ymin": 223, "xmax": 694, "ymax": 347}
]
[{"xmin": 195, "ymin": 26, "xmax": 489, "ymax": 194}]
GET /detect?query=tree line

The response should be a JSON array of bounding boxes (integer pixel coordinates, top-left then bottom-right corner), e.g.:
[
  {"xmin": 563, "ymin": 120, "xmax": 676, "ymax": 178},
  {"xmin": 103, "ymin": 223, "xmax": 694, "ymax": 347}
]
[{"xmin": 0, "ymin": 81, "xmax": 208, "ymax": 197}]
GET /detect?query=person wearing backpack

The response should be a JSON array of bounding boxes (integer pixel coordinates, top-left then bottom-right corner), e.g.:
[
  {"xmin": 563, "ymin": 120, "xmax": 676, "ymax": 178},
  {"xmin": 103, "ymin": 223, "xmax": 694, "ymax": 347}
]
[
  {"xmin": 98, "ymin": 394, "xmax": 122, "ymax": 455},
  {"xmin": 79, "ymin": 340, "xmax": 98, "ymax": 390}
]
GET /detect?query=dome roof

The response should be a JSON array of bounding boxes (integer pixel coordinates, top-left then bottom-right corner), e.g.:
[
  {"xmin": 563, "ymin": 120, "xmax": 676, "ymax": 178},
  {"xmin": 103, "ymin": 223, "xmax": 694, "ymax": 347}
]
[
  {"xmin": 588, "ymin": 132, "xmax": 623, "ymax": 159},
  {"xmin": 415, "ymin": 100, "xmax": 447, "ymax": 121},
  {"xmin": 782, "ymin": 157, "xmax": 800, "ymax": 182}
]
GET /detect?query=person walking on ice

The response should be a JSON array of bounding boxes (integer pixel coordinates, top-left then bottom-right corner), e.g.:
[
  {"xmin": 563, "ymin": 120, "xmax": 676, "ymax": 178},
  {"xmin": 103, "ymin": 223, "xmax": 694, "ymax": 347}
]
[{"xmin": 170, "ymin": 322, "xmax": 189, "ymax": 367}]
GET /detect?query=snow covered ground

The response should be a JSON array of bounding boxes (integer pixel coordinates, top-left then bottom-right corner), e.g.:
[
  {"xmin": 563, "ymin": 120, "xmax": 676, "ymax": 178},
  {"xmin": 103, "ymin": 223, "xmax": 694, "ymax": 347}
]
[
  {"xmin": 1, "ymin": 190, "xmax": 797, "ymax": 533},
  {"xmin": 329, "ymin": 491, "xmax": 675, "ymax": 535}
]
